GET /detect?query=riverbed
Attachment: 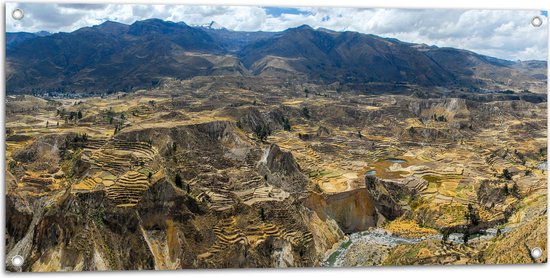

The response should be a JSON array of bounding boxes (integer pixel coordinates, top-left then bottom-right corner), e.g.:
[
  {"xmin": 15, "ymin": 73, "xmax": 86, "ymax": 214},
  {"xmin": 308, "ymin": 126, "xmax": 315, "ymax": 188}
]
[{"xmin": 322, "ymin": 227, "xmax": 512, "ymax": 267}]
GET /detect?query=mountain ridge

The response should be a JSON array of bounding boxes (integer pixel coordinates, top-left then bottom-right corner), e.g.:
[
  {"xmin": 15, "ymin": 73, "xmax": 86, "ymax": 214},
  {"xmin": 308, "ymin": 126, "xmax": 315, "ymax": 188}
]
[{"xmin": 5, "ymin": 19, "xmax": 547, "ymax": 95}]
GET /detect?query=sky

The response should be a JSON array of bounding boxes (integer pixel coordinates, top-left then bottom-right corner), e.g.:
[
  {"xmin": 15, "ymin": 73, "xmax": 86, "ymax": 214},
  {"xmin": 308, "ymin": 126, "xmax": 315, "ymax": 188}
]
[{"xmin": 5, "ymin": 3, "xmax": 548, "ymax": 61}]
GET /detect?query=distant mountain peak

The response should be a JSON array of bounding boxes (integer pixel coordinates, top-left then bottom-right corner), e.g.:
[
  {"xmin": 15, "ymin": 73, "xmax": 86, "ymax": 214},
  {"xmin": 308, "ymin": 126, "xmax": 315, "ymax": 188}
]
[
  {"xmin": 208, "ymin": 21, "xmax": 224, "ymax": 30},
  {"xmin": 6, "ymin": 30, "xmax": 52, "ymax": 49},
  {"xmin": 293, "ymin": 24, "xmax": 314, "ymax": 30},
  {"xmin": 127, "ymin": 19, "xmax": 194, "ymax": 35},
  {"xmin": 85, "ymin": 20, "xmax": 129, "ymax": 35},
  {"xmin": 35, "ymin": 31, "xmax": 52, "ymax": 37},
  {"xmin": 140, "ymin": 18, "xmax": 167, "ymax": 23},
  {"xmin": 316, "ymin": 27, "xmax": 338, "ymax": 34},
  {"xmin": 194, "ymin": 21, "xmax": 226, "ymax": 30},
  {"xmin": 97, "ymin": 20, "xmax": 123, "ymax": 25},
  {"xmin": 132, "ymin": 18, "xmax": 188, "ymax": 27}
]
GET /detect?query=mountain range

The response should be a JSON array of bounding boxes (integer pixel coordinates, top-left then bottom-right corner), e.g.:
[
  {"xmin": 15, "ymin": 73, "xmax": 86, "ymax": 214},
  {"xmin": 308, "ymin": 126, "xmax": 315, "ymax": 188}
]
[{"xmin": 5, "ymin": 18, "xmax": 547, "ymax": 95}]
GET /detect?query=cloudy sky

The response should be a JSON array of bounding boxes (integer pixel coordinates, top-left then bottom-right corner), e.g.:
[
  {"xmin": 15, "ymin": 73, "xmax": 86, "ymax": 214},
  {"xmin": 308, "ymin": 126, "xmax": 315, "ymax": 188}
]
[{"xmin": 5, "ymin": 3, "xmax": 548, "ymax": 61}]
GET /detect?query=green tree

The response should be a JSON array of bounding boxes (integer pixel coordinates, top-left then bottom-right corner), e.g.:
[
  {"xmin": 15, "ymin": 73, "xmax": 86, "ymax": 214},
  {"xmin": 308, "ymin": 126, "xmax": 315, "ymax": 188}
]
[
  {"xmin": 502, "ymin": 169, "xmax": 512, "ymax": 180},
  {"xmin": 282, "ymin": 117, "xmax": 291, "ymax": 131},
  {"xmin": 302, "ymin": 106, "xmax": 311, "ymax": 119},
  {"xmin": 172, "ymin": 142, "xmax": 178, "ymax": 153},
  {"xmin": 255, "ymin": 124, "xmax": 271, "ymax": 142},
  {"xmin": 260, "ymin": 207, "xmax": 266, "ymax": 221},
  {"xmin": 442, "ymin": 230, "xmax": 450, "ymax": 242},
  {"xmin": 466, "ymin": 204, "xmax": 480, "ymax": 226},
  {"xmin": 175, "ymin": 173, "xmax": 183, "ymax": 189},
  {"xmin": 502, "ymin": 185, "xmax": 510, "ymax": 196},
  {"xmin": 463, "ymin": 231, "xmax": 470, "ymax": 245}
]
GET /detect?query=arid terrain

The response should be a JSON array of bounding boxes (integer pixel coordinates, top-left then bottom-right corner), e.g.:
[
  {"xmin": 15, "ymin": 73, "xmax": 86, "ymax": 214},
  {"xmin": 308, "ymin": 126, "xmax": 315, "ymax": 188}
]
[
  {"xmin": 4, "ymin": 14, "xmax": 549, "ymax": 271},
  {"xmin": 5, "ymin": 74, "xmax": 547, "ymax": 271}
]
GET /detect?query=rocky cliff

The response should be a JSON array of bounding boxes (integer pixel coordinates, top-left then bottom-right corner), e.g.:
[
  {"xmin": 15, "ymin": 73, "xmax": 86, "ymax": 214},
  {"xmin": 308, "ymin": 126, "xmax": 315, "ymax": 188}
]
[{"xmin": 6, "ymin": 120, "xmax": 346, "ymax": 271}]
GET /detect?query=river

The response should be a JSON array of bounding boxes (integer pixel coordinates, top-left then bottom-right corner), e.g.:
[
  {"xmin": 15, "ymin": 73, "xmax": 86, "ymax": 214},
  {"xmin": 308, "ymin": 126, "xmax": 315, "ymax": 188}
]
[{"xmin": 322, "ymin": 227, "xmax": 512, "ymax": 267}]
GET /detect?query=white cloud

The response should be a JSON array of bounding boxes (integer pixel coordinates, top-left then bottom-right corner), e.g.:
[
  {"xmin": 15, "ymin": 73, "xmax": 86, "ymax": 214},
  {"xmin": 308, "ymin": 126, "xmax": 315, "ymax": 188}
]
[{"xmin": 5, "ymin": 3, "xmax": 547, "ymax": 61}]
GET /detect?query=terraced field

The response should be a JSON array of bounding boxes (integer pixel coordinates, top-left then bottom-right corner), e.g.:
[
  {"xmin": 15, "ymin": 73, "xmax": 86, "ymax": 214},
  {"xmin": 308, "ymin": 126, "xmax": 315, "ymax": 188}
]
[
  {"xmin": 199, "ymin": 217, "xmax": 313, "ymax": 263},
  {"xmin": 5, "ymin": 77, "xmax": 547, "ymax": 271}
]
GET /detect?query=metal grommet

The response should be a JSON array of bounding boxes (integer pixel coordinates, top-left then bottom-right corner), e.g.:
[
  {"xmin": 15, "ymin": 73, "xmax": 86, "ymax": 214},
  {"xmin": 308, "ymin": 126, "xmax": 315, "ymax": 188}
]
[
  {"xmin": 11, "ymin": 255, "xmax": 24, "ymax": 267},
  {"xmin": 12, "ymin": 8, "xmax": 24, "ymax": 20},
  {"xmin": 531, "ymin": 247, "xmax": 543, "ymax": 259},
  {"xmin": 531, "ymin": 16, "xmax": 543, "ymax": 27}
]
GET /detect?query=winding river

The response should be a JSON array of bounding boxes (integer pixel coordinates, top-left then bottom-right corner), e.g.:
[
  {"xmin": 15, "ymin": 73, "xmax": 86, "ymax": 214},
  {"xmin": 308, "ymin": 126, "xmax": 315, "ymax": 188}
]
[
  {"xmin": 322, "ymin": 227, "xmax": 512, "ymax": 267},
  {"xmin": 324, "ymin": 158, "xmax": 519, "ymax": 267}
]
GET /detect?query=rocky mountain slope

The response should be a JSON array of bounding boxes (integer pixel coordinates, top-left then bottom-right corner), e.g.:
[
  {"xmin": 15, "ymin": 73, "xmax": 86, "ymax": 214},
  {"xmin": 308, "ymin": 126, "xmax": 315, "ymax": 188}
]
[
  {"xmin": 6, "ymin": 31, "xmax": 51, "ymax": 49},
  {"xmin": 6, "ymin": 19, "xmax": 546, "ymax": 94}
]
